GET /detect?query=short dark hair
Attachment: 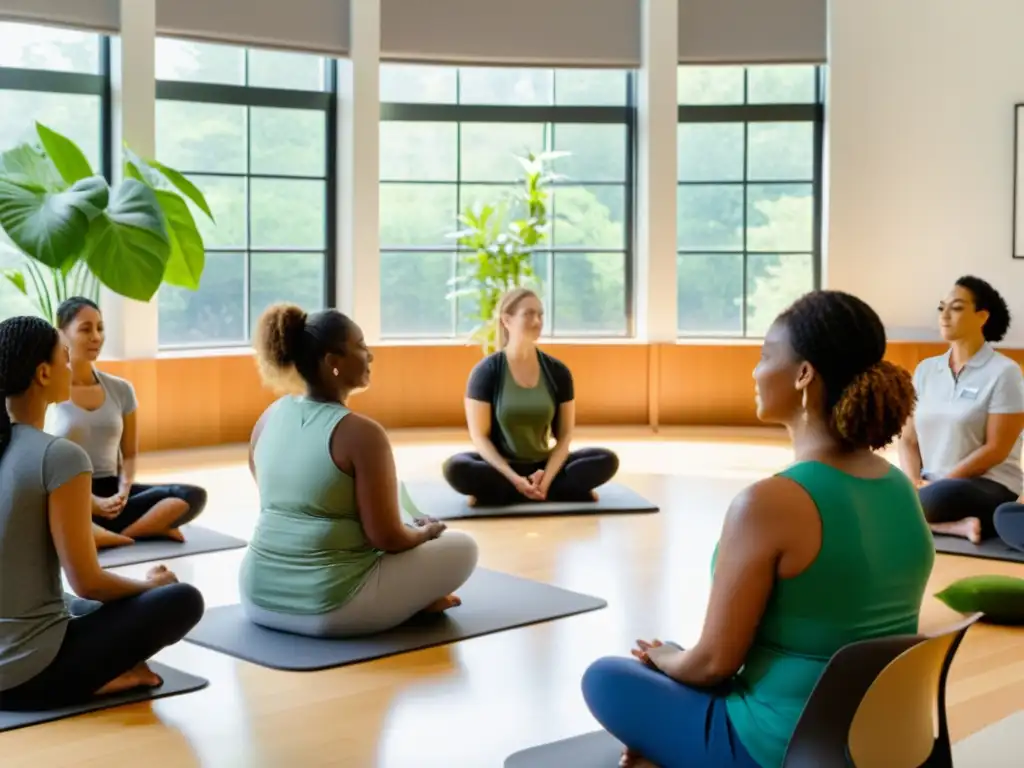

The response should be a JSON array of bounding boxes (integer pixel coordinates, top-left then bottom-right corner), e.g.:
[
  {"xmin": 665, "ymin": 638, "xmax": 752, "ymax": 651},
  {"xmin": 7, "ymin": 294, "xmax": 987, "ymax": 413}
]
[
  {"xmin": 55, "ymin": 296, "xmax": 100, "ymax": 330},
  {"xmin": 0, "ymin": 316, "xmax": 61, "ymax": 462},
  {"xmin": 777, "ymin": 290, "xmax": 916, "ymax": 451},
  {"xmin": 955, "ymin": 275, "xmax": 1011, "ymax": 342},
  {"xmin": 253, "ymin": 303, "xmax": 355, "ymax": 391}
]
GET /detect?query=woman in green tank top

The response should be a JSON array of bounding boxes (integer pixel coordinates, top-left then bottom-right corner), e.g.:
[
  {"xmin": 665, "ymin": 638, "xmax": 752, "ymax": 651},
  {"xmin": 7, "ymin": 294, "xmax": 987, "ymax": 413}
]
[
  {"xmin": 581, "ymin": 291, "xmax": 935, "ymax": 768},
  {"xmin": 239, "ymin": 304, "xmax": 479, "ymax": 638}
]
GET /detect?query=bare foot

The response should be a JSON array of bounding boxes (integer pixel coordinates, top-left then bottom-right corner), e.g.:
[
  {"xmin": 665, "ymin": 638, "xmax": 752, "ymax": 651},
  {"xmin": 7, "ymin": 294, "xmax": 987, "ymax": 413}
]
[
  {"xmin": 165, "ymin": 528, "xmax": 185, "ymax": 542},
  {"xmin": 93, "ymin": 526, "xmax": 134, "ymax": 550},
  {"xmin": 620, "ymin": 748, "xmax": 657, "ymax": 768},
  {"xmin": 94, "ymin": 662, "xmax": 163, "ymax": 697},
  {"xmin": 466, "ymin": 496, "xmax": 477, "ymax": 507},
  {"xmin": 930, "ymin": 518, "xmax": 983, "ymax": 544},
  {"xmin": 421, "ymin": 594, "xmax": 462, "ymax": 614}
]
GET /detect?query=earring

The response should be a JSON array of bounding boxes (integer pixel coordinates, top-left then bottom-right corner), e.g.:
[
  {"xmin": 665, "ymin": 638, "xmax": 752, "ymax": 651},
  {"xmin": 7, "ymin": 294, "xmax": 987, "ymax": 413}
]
[
  {"xmin": 801, "ymin": 388, "xmax": 808, "ymax": 410},
  {"xmin": 332, "ymin": 368, "xmax": 339, "ymax": 377}
]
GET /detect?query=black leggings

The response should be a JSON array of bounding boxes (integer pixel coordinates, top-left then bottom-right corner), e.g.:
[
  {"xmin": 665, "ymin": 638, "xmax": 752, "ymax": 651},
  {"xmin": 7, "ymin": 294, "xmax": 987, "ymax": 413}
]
[
  {"xmin": 442, "ymin": 447, "xmax": 620, "ymax": 506},
  {"xmin": 92, "ymin": 476, "xmax": 208, "ymax": 534},
  {"xmin": 0, "ymin": 583, "xmax": 204, "ymax": 711},
  {"xmin": 919, "ymin": 477, "xmax": 1018, "ymax": 540}
]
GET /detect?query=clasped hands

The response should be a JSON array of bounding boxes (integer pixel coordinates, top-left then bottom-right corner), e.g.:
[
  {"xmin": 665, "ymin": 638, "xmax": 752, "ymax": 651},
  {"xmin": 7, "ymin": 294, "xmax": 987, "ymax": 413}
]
[
  {"xmin": 631, "ymin": 638, "xmax": 683, "ymax": 675},
  {"xmin": 93, "ymin": 492, "xmax": 128, "ymax": 519},
  {"xmin": 512, "ymin": 469, "xmax": 549, "ymax": 500}
]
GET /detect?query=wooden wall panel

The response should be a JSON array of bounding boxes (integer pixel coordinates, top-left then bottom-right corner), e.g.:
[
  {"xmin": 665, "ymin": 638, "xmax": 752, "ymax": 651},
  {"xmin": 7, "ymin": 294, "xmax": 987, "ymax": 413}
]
[
  {"xmin": 659, "ymin": 345, "xmax": 762, "ymax": 426},
  {"xmin": 96, "ymin": 341, "xmax": 1024, "ymax": 452}
]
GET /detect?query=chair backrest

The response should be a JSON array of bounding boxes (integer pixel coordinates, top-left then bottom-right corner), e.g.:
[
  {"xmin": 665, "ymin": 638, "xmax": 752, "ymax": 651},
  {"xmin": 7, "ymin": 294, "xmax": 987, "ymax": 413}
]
[{"xmin": 783, "ymin": 613, "xmax": 980, "ymax": 768}]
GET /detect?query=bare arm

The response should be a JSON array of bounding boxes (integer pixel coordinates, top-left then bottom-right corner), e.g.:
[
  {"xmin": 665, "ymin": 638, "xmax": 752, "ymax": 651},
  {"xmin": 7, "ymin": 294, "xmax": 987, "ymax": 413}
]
[
  {"xmin": 944, "ymin": 412, "xmax": 1024, "ymax": 480},
  {"xmin": 49, "ymin": 473, "xmax": 156, "ymax": 602},
  {"xmin": 649, "ymin": 479, "xmax": 792, "ymax": 687},
  {"xmin": 465, "ymin": 398, "xmax": 519, "ymax": 483},
  {"xmin": 539, "ymin": 400, "xmax": 575, "ymax": 494},
  {"xmin": 248, "ymin": 405, "xmax": 273, "ymax": 482},
  {"xmin": 897, "ymin": 414, "xmax": 924, "ymax": 486},
  {"xmin": 118, "ymin": 410, "xmax": 138, "ymax": 496},
  {"xmin": 343, "ymin": 415, "xmax": 433, "ymax": 554}
]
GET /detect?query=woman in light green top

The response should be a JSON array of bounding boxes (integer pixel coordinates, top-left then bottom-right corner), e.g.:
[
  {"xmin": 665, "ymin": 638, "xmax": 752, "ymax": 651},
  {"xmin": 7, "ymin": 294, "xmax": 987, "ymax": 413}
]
[
  {"xmin": 581, "ymin": 291, "xmax": 935, "ymax": 768},
  {"xmin": 240, "ymin": 304, "xmax": 478, "ymax": 637}
]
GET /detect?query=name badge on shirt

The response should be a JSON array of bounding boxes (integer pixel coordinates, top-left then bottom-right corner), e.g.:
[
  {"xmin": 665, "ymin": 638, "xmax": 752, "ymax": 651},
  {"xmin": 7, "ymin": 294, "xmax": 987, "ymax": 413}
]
[{"xmin": 959, "ymin": 387, "xmax": 979, "ymax": 400}]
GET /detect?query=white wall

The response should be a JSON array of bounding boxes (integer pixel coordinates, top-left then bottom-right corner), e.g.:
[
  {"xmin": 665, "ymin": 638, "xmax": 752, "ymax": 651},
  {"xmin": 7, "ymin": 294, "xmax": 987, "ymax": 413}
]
[{"xmin": 826, "ymin": 0, "xmax": 1024, "ymax": 344}]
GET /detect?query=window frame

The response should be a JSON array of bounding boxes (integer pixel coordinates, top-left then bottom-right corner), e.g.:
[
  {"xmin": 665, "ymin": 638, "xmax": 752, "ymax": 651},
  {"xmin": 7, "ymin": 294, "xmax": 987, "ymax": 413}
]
[
  {"xmin": 154, "ymin": 49, "xmax": 338, "ymax": 351},
  {"xmin": 676, "ymin": 65, "xmax": 825, "ymax": 340},
  {"xmin": 379, "ymin": 68, "xmax": 638, "ymax": 340},
  {"xmin": 0, "ymin": 36, "xmax": 113, "ymax": 180}
]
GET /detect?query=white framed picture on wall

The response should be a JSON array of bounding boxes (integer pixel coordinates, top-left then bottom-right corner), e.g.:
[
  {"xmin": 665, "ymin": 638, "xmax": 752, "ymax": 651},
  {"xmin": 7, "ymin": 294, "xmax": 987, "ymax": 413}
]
[{"xmin": 1016, "ymin": 104, "xmax": 1024, "ymax": 259}]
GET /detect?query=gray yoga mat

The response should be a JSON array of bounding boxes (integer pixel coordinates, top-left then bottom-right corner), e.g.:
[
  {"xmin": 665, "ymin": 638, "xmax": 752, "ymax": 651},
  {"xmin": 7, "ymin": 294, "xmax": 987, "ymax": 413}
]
[
  {"xmin": 184, "ymin": 568, "xmax": 607, "ymax": 671},
  {"xmin": 400, "ymin": 479, "xmax": 659, "ymax": 521},
  {"xmin": 0, "ymin": 662, "xmax": 208, "ymax": 733},
  {"xmin": 933, "ymin": 534, "xmax": 1024, "ymax": 563},
  {"xmin": 97, "ymin": 526, "xmax": 247, "ymax": 568},
  {"xmin": 505, "ymin": 731, "xmax": 620, "ymax": 767},
  {"xmin": 506, "ymin": 710, "xmax": 1024, "ymax": 767}
]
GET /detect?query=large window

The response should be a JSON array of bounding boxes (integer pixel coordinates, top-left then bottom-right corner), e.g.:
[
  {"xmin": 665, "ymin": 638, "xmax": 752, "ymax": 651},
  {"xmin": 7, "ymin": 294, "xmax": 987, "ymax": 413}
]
[
  {"xmin": 155, "ymin": 39, "xmax": 335, "ymax": 349},
  {"xmin": 0, "ymin": 22, "xmax": 108, "ymax": 323},
  {"xmin": 379, "ymin": 65, "xmax": 634, "ymax": 339},
  {"xmin": 676, "ymin": 65, "xmax": 823, "ymax": 338}
]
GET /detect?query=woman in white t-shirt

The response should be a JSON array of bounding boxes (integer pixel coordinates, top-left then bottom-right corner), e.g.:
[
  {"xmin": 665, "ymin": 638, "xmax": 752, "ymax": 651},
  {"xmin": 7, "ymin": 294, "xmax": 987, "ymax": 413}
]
[{"xmin": 899, "ymin": 276, "xmax": 1024, "ymax": 544}]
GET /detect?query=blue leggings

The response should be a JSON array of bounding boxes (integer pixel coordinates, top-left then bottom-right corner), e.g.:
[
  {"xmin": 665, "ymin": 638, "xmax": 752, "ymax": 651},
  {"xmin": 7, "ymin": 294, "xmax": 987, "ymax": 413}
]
[{"xmin": 582, "ymin": 657, "xmax": 760, "ymax": 768}]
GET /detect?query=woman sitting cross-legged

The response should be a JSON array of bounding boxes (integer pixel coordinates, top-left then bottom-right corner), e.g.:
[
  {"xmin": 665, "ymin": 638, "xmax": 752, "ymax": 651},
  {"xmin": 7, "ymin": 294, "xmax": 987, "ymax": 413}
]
[
  {"xmin": 240, "ymin": 303, "xmax": 479, "ymax": 638},
  {"xmin": 581, "ymin": 290, "xmax": 935, "ymax": 768},
  {"xmin": 0, "ymin": 316, "xmax": 204, "ymax": 710},
  {"xmin": 898, "ymin": 276, "xmax": 1024, "ymax": 544},
  {"xmin": 442, "ymin": 287, "xmax": 619, "ymax": 506},
  {"xmin": 48, "ymin": 297, "xmax": 209, "ymax": 550}
]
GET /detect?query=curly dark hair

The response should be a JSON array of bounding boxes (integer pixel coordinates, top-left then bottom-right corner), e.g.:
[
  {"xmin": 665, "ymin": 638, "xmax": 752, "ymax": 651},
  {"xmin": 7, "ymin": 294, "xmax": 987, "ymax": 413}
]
[
  {"xmin": 253, "ymin": 303, "xmax": 355, "ymax": 393},
  {"xmin": 955, "ymin": 275, "xmax": 1011, "ymax": 342},
  {"xmin": 55, "ymin": 296, "xmax": 100, "ymax": 330},
  {"xmin": 0, "ymin": 316, "xmax": 61, "ymax": 462},
  {"xmin": 777, "ymin": 290, "xmax": 916, "ymax": 451}
]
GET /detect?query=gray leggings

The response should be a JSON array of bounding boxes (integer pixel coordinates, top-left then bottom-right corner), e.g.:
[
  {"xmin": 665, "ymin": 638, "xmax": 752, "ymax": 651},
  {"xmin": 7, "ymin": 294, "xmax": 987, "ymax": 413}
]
[{"xmin": 241, "ymin": 530, "xmax": 479, "ymax": 638}]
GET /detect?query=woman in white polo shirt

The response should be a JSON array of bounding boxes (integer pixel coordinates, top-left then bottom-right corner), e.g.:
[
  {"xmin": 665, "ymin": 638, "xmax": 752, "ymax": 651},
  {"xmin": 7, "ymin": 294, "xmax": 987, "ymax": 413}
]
[{"xmin": 899, "ymin": 276, "xmax": 1024, "ymax": 543}]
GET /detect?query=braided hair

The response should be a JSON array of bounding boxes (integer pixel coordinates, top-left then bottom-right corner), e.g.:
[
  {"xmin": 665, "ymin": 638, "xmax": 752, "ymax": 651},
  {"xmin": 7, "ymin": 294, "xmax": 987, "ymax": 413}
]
[
  {"xmin": 0, "ymin": 316, "xmax": 61, "ymax": 463},
  {"xmin": 776, "ymin": 290, "xmax": 916, "ymax": 451}
]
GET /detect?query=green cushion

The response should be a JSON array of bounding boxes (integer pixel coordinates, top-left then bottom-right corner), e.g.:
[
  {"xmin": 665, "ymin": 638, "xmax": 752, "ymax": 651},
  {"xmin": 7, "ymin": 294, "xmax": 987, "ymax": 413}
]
[{"xmin": 935, "ymin": 574, "xmax": 1024, "ymax": 625}]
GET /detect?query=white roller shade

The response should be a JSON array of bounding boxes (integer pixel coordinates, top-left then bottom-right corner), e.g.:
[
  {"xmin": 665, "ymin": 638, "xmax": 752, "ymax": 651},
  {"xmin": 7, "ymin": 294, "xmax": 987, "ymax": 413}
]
[
  {"xmin": 380, "ymin": 0, "xmax": 641, "ymax": 68},
  {"xmin": 154, "ymin": 0, "xmax": 351, "ymax": 57},
  {"xmin": 0, "ymin": 0, "xmax": 119, "ymax": 34},
  {"xmin": 678, "ymin": 0, "xmax": 827, "ymax": 63}
]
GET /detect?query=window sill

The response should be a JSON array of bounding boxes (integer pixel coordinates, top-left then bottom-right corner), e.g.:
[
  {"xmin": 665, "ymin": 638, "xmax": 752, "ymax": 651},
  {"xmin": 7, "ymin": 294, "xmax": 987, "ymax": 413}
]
[{"xmin": 139, "ymin": 335, "xmax": 775, "ymax": 361}]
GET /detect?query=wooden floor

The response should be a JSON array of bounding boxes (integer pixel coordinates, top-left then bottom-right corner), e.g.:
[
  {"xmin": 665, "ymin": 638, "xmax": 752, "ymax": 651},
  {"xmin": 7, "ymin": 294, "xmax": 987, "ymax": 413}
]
[{"xmin": 3, "ymin": 427, "xmax": 1024, "ymax": 767}]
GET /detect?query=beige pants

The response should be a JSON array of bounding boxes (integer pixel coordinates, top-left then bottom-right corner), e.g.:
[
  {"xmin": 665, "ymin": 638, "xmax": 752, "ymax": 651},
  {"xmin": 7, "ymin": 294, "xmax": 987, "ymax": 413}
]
[{"xmin": 241, "ymin": 530, "xmax": 479, "ymax": 638}]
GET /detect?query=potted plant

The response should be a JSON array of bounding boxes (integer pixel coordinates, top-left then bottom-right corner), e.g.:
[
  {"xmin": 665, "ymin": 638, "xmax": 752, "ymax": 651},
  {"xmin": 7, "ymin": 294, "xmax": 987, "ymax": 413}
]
[
  {"xmin": 446, "ymin": 150, "xmax": 565, "ymax": 354},
  {"xmin": 0, "ymin": 121, "xmax": 212, "ymax": 324}
]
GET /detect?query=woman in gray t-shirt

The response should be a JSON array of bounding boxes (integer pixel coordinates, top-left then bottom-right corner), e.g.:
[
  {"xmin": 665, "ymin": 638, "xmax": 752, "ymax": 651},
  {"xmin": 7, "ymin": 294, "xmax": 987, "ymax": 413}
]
[
  {"xmin": 48, "ymin": 298, "xmax": 208, "ymax": 550},
  {"xmin": 0, "ymin": 316, "xmax": 204, "ymax": 708}
]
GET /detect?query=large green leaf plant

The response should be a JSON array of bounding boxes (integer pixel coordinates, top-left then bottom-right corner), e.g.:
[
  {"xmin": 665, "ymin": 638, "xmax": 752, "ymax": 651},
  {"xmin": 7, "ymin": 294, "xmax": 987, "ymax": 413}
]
[
  {"xmin": 0, "ymin": 122, "xmax": 212, "ymax": 324},
  {"xmin": 447, "ymin": 150, "xmax": 565, "ymax": 354}
]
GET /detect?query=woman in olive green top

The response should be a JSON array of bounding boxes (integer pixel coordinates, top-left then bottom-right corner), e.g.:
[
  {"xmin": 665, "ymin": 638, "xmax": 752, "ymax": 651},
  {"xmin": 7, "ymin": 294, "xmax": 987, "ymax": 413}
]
[
  {"xmin": 240, "ymin": 304, "xmax": 479, "ymax": 637},
  {"xmin": 582, "ymin": 291, "xmax": 935, "ymax": 768}
]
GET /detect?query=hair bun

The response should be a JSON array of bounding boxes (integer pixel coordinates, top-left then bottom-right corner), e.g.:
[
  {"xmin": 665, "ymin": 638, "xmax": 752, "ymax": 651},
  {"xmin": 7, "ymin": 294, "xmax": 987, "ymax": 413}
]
[
  {"xmin": 254, "ymin": 303, "xmax": 307, "ymax": 369},
  {"xmin": 833, "ymin": 360, "xmax": 917, "ymax": 451}
]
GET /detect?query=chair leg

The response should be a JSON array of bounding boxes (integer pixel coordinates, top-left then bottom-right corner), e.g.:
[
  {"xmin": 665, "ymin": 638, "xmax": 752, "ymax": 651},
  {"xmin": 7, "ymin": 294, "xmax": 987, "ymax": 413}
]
[{"xmin": 922, "ymin": 738, "xmax": 954, "ymax": 768}]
